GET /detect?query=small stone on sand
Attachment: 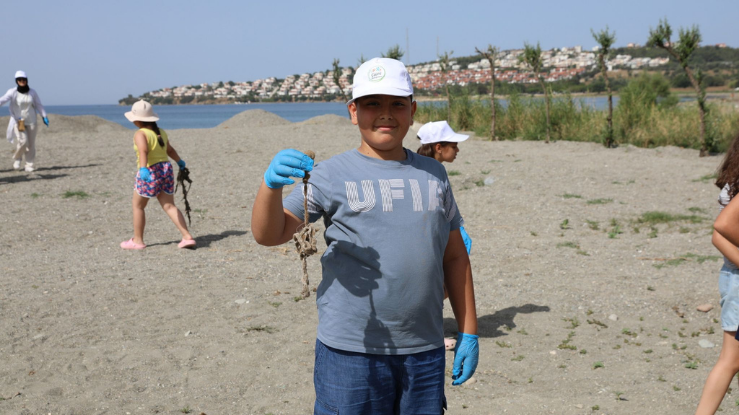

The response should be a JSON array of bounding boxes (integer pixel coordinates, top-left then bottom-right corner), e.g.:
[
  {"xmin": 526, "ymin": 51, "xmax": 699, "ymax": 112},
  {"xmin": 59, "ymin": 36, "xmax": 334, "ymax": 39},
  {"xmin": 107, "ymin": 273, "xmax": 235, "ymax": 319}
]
[
  {"xmin": 608, "ymin": 314, "xmax": 618, "ymax": 321},
  {"xmin": 696, "ymin": 304, "xmax": 714, "ymax": 312},
  {"xmin": 699, "ymin": 339, "xmax": 715, "ymax": 348}
]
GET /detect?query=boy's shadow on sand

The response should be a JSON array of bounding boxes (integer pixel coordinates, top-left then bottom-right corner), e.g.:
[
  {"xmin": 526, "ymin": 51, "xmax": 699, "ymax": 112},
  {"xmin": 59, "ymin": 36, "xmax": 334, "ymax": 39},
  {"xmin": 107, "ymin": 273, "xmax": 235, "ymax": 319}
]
[
  {"xmin": 146, "ymin": 230, "xmax": 248, "ymax": 248},
  {"xmin": 443, "ymin": 304, "xmax": 550, "ymax": 338}
]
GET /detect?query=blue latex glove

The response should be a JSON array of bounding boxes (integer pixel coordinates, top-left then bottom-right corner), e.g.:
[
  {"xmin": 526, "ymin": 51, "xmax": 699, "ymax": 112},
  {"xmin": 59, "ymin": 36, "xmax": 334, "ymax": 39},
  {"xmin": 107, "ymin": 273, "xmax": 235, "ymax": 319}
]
[
  {"xmin": 452, "ymin": 332, "xmax": 479, "ymax": 385},
  {"xmin": 264, "ymin": 149, "xmax": 314, "ymax": 189},
  {"xmin": 460, "ymin": 226, "xmax": 472, "ymax": 254},
  {"xmin": 138, "ymin": 167, "xmax": 153, "ymax": 182},
  {"xmin": 177, "ymin": 159, "xmax": 186, "ymax": 169},
  {"xmin": 42, "ymin": 117, "xmax": 49, "ymax": 127}
]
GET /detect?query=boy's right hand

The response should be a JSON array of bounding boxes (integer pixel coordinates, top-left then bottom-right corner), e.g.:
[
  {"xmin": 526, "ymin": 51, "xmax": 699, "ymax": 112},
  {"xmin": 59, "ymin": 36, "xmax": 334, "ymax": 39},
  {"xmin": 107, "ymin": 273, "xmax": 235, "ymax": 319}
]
[{"xmin": 264, "ymin": 149, "xmax": 314, "ymax": 189}]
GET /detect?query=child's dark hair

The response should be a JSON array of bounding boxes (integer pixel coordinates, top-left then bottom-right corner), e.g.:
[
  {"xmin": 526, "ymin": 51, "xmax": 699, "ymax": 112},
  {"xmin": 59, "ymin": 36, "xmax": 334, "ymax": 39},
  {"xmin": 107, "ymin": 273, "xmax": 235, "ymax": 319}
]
[
  {"xmin": 416, "ymin": 139, "xmax": 451, "ymax": 158},
  {"xmin": 716, "ymin": 130, "xmax": 739, "ymax": 198},
  {"xmin": 139, "ymin": 121, "xmax": 165, "ymax": 147}
]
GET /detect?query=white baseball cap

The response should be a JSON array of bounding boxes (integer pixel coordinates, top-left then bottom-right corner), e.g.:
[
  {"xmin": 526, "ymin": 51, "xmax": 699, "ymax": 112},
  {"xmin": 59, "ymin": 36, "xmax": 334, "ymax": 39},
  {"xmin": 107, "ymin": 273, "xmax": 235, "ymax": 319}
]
[
  {"xmin": 15, "ymin": 70, "xmax": 27, "ymax": 79},
  {"xmin": 124, "ymin": 100, "xmax": 160, "ymax": 122},
  {"xmin": 348, "ymin": 57, "xmax": 413, "ymax": 105},
  {"xmin": 418, "ymin": 121, "xmax": 469, "ymax": 144}
]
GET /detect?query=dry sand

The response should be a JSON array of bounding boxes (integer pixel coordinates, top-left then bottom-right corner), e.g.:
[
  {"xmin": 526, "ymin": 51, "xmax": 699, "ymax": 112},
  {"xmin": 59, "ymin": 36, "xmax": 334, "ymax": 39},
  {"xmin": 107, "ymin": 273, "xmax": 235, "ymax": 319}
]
[{"xmin": 0, "ymin": 110, "xmax": 732, "ymax": 414}]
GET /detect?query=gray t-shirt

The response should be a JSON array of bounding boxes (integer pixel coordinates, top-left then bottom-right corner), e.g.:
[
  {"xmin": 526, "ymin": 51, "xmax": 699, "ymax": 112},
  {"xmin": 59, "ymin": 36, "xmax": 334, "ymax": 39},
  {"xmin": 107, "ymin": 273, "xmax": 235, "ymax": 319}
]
[{"xmin": 284, "ymin": 148, "xmax": 464, "ymax": 355}]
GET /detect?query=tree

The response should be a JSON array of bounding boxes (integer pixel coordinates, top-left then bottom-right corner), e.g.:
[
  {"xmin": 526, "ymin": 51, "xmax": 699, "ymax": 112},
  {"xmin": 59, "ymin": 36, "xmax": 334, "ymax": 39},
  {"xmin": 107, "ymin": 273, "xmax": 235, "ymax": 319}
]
[
  {"xmin": 357, "ymin": 54, "xmax": 367, "ymax": 67},
  {"xmin": 332, "ymin": 58, "xmax": 347, "ymax": 101},
  {"xmin": 382, "ymin": 45, "xmax": 404, "ymax": 61},
  {"xmin": 475, "ymin": 44, "xmax": 499, "ymax": 140},
  {"xmin": 520, "ymin": 42, "xmax": 551, "ymax": 143},
  {"xmin": 438, "ymin": 50, "xmax": 454, "ymax": 121},
  {"xmin": 647, "ymin": 19, "xmax": 708, "ymax": 156},
  {"xmin": 592, "ymin": 26, "xmax": 616, "ymax": 147}
]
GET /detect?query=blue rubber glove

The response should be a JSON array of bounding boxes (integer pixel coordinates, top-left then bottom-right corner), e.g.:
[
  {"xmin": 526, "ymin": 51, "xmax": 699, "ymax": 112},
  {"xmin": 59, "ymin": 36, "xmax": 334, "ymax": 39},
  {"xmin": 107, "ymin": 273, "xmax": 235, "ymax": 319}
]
[
  {"xmin": 452, "ymin": 332, "xmax": 479, "ymax": 385},
  {"xmin": 138, "ymin": 167, "xmax": 153, "ymax": 182},
  {"xmin": 264, "ymin": 149, "xmax": 314, "ymax": 189},
  {"xmin": 460, "ymin": 226, "xmax": 472, "ymax": 254},
  {"xmin": 42, "ymin": 117, "xmax": 49, "ymax": 127},
  {"xmin": 177, "ymin": 159, "xmax": 186, "ymax": 169}
]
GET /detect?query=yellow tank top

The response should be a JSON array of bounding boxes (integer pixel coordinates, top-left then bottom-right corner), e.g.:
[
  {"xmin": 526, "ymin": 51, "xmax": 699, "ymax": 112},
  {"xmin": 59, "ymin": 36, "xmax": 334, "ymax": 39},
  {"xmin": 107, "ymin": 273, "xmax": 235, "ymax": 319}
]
[{"xmin": 133, "ymin": 128, "xmax": 169, "ymax": 168}]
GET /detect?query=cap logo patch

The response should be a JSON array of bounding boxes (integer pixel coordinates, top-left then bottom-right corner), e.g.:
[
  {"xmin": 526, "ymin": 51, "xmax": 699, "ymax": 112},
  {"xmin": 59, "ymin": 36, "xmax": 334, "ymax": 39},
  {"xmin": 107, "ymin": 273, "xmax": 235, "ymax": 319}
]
[{"xmin": 368, "ymin": 66, "xmax": 386, "ymax": 82}]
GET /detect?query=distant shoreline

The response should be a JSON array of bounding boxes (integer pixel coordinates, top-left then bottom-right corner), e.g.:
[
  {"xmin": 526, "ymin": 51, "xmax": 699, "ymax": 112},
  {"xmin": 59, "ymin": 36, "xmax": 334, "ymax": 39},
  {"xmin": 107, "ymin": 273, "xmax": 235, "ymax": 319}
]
[{"xmin": 116, "ymin": 90, "xmax": 737, "ymax": 106}]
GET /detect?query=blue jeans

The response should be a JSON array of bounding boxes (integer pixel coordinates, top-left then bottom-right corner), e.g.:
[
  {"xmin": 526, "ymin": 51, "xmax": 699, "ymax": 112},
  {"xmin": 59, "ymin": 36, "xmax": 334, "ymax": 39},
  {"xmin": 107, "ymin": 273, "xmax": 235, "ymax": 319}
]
[{"xmin": 314, "ymin": 339, "xmax": 447, "ymax": 415}]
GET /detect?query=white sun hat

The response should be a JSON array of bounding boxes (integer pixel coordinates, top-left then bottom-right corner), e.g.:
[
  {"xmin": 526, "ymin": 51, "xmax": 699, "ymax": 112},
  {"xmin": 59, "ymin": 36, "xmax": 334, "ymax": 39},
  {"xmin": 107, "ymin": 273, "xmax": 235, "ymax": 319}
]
[
  {"xmin": 347, "ymin": 57, "xmax": 413, "ymax": 105},
  {"xmin": 418, "ymin": 121, "xmax": 469, "ymax": 144},
  {"xmin": 124, "ymin": 100, "xmax": 159, "ymax": 122},
  {"xmin": 14, "ymin": 70, "xmax": 27, "ymax": 79}
]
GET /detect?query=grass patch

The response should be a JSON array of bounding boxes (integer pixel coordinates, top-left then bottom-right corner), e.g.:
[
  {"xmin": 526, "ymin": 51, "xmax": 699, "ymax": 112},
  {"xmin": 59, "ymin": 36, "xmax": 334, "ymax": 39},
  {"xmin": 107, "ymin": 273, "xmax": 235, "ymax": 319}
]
[
  {"xmin": 560, "ymin": 219, "xmax": 570, "ymax": 229},
  {"xmin": 586, "ymin": 220, "xmax": 599, "ymax": 230},
  {"xmin": 245, "ymin": 325, "xmax": 277, "ymax": 334},
  {"xmin": 496, "ymin": 341, "xmax": 512, "ymax": 348},
  {"xmin": 448, "ymin": 170, "xmax": 461, "ymax": 176},
  {"xmin": 688, "ymin": 207, "xmax": 707, "ymax": 214},
  {"xmin": 511, "ymin": 354, "xmax": 525, "ymax": 361},
  {"xmin": 587, "ymin": 198, "xmax": 613, "ymax": 205},
  {"xmin": 654, "ymin": 253, "xmax": 721, "ymax": 269},
  {"xmin": 608, "ymin": 219, "xmax": 623, "ymax": 239},
  {"xmin": 62, "ymin": 190, "xmax": 90, "ymax": 199},
  {"xmin": 693, "ymin": 173, "xmax": 717, "ymax": 183},
  {"xmin": 557, "ymin": 241, "xmax": 579, "ymax": 249},
  {"xmin": 474, "ymin": 179, "xmax": 485, "ymax": 187},
  {"xmin": 593, "ymin": 361, "xmax": 604, "ymax": 369},
  {"xmin": 561, "ymin": 193, "xmax": 582, "ymax": 199},
  {"xmin": 30, "ymin": 193, "xmax": 41, "ymax": 198},
  {"xmin": 637, "ymin": 211, "xmax": 705, "ymax": 224}
]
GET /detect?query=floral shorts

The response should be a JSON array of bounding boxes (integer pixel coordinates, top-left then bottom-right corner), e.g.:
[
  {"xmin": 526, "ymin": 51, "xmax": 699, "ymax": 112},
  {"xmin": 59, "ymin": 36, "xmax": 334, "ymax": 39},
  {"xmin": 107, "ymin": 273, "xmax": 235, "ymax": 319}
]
[{"xmin": 135, "ymin": 161, "xmax": 174, "ymax": 198}]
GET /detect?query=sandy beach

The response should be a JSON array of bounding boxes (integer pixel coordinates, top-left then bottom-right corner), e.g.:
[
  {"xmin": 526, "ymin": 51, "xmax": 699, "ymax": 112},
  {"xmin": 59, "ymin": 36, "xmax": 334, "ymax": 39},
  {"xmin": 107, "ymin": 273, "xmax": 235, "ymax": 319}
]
[{"xmin": 0, "ymin": 109, "xmax": 732, "ymax": 414}]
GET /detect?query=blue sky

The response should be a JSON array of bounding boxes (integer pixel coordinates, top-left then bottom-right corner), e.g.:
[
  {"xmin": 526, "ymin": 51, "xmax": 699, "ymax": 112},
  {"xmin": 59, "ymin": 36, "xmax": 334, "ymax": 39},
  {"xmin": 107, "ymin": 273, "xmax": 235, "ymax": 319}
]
[{"xmin": 2, "ymin": 0, "xmax": 735, "ymax": 105}]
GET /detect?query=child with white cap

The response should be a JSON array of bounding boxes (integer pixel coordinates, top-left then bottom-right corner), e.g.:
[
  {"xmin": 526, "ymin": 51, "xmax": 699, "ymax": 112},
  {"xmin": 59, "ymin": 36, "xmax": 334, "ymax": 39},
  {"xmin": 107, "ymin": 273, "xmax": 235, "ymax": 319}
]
[
  {"xmin": 417, "ymin": 120, "xmax": 472, "ymax": 254},
  {"xmin": 0, "ymin": 70, "xmax": 49, "ymax": 172},
  {"xmin": 120, "ymin": 100, "xmax": 195, "ymax": 250},
  {"xmin": 252, "ymin": 57, "xmax": 479, "ymax": 413}
]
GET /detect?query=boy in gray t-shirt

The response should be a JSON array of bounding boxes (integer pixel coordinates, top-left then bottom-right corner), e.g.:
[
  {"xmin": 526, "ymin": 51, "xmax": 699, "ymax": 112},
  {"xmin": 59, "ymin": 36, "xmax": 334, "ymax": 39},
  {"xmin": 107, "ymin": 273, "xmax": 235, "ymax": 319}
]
[{"xmin": 252, "ymin": 58, "xmax": 478, "ymax": 414}]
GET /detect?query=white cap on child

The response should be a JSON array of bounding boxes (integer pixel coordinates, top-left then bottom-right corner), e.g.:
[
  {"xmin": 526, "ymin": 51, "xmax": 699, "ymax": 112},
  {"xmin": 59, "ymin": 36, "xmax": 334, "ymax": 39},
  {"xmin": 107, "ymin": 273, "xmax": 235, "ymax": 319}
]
[
  {"xmin": 348, "ymin": 57, "xmax": 413, "ymax": 105},
  {"xmin": 418, "ymin": 121, "xmax": 470, "ymax": 144}
]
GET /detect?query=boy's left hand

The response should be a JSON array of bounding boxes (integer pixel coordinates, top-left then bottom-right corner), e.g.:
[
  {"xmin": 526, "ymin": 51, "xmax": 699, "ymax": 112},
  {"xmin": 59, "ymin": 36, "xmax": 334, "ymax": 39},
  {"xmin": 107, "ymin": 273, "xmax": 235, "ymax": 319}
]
[
  {"xmin": 177, "ymin": 159, "xmax": 186, "ymax": 169},
  {"xmin": 452, "ymin": 332, "xmax": 479, "ymax": 385}
]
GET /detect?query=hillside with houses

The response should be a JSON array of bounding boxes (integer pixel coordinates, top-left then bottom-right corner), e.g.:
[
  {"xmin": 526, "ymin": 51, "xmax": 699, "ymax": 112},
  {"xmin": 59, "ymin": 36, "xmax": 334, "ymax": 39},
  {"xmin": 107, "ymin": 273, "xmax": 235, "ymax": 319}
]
[{"xmin": 119, "ymin": 43, "xmax": 735, "ymax": 105}]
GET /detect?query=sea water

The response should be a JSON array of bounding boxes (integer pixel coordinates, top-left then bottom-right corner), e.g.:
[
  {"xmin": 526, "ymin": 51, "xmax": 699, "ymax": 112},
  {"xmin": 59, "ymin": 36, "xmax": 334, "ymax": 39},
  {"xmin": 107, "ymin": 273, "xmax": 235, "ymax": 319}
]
[{"xmin": 44, "ymin": 102, "xmax": 352, "ymax": 130}]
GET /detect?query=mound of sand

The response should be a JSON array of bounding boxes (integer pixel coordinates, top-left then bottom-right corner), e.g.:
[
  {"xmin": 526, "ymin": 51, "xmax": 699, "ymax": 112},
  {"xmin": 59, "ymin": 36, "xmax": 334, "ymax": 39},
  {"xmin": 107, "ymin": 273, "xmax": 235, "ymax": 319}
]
[
  {"xmin": 298, "ymin": 114, "xmax": 352, "ymax": 126},
  {"xmin": 218, "ymin": 109, "xmax": 290, "ymax": 129},
  {"xmin": 0, "ymin": 114, "xmax": 128, "ymax": 135}
]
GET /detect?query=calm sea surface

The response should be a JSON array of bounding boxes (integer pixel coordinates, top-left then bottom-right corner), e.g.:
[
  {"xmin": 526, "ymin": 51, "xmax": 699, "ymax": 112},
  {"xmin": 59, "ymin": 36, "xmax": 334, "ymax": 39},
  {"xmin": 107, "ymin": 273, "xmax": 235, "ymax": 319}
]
[
  {"xmin": 43, "ymin": 96, "xmax": 682, "ymax": 130},
  {"xmin": 44, "ymin": 102, "xmax": 352, "ymax": 130}
]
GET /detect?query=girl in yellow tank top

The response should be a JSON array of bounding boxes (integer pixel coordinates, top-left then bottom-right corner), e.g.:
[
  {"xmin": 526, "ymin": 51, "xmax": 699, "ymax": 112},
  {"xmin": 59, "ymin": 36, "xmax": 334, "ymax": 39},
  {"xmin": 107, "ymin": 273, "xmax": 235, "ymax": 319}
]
[{"xmin": 120, "ymin": 100, "xmax": 196, "ymax": 250}]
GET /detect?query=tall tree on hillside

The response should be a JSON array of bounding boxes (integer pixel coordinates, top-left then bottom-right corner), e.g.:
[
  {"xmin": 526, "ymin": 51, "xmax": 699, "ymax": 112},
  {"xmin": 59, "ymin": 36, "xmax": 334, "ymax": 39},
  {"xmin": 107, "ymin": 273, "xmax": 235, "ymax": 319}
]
[
  {"xmin": 438, "ymin": 50, "xmax": 454, "ymax": 121},
  {"xmin": 332, "ymin": 58, "xmax": 347, "ymax": 101},
  {"xmin": 647, "ymin": 18, "xmax": 708, "ymax": 156},
  {"xmin": 357, "ymin": 54, "xmax": 367, "ymax": 67},
  {"xmin": 382, "ymin": 45, "xmax": 405, "ymax": 61},
  {"xmin": 591, "ymin": 26, "xmax": 616, "ymax": 148},
  {"xmin": 520, "ymin": 42, "xmax": 550, "ymax": 143},
  {"xmin": 475, "ymin": 44, "xmax": 499, "ymax": 141}
]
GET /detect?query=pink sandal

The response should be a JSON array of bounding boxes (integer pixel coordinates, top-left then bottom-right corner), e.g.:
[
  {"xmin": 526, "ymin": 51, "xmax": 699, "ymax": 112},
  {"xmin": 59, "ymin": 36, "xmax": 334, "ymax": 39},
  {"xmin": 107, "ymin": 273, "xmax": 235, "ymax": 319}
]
[
  {"xmin": 120, "ymin": 238, "xmax": 146, "ymax": 250},
  {"xmin": 444, "ymin": 338, "xmax": 457, "ymax": 351},
  {"xmin": 178, "ymin": 239, "xmax": 196, "ymax": 249}
]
